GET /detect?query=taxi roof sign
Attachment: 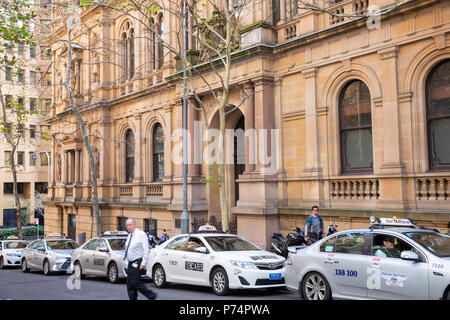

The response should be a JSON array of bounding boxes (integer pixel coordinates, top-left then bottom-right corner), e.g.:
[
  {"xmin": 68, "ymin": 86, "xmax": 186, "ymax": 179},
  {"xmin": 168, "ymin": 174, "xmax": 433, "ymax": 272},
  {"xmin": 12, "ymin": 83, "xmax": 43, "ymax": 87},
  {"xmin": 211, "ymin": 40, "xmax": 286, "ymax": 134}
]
[
  {"xmin": 47, "ymin": 233, "xmax": 65, "ymax": 238},
  {"xmin": 6, "ymin": 235, "xmax": 19, "ymax": 240},
  {"xmin": 369, "ymin": 217, "xmax": 416, "ymax": 229},
  {"xmin": 102, "ymin": 231, "xmax": 128, "ymax": 236},
  {"xmin": 198, "ymin": 225, "xmax": 217, "ymax": 231}
]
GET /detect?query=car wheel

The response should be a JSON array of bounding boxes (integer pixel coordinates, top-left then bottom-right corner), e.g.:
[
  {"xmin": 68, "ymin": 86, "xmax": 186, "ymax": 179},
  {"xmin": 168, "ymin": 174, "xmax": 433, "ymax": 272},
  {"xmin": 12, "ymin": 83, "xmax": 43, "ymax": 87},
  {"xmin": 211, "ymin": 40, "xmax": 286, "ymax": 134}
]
[
  {"xmin": 211, "ymin": 267, "xmax": 230, "ymax": 296},
  {"xmin": 21, "ymin": 258, "xmax": 30, "ymax": 273},
  {"xmin": 74, "ymin": 261, "xmax": 85, "ymax": 279},
  {"xmin": 152, "ymin": 264, "xmax": 167, "ymax": 288},
  {"xmin": 107, "ymin": 262, "xmax": 119, "ymax": 284},
  {"xmin": 0, "ymin": 256, "xmax": 4, "ymax": 269},
  {"xmin": 301, "ymin": 272, "xmax": 331, "ymax": 300},
  {"xmin": 43, "ymin": 260, "xmax": 51, "ymax": 276}
]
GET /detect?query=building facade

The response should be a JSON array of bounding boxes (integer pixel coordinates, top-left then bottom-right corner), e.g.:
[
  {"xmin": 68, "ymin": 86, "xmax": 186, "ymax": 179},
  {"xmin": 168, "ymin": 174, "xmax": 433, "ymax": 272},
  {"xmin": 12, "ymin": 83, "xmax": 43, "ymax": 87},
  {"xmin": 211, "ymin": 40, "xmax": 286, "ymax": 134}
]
[
  {"xmin": 0, "ymin": 2, "xmax": 52, "ymax": 227},
  {"xmin": 44, "ymin": 0, "xmax": 450, "ymax": 248}
]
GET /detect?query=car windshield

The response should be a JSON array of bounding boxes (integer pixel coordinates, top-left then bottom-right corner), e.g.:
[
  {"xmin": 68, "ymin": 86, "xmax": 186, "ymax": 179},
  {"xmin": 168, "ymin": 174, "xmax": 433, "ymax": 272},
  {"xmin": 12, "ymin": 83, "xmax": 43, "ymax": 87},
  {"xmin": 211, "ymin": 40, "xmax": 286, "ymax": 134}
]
[
  {"xmin": 108, "ymin": 239, "xmax": 126, "ymax": 251},
  {"xmin": 46, "ymin": 240, "xmax": 79, "ymax": 250},
  {"xmin": 204, "ymin": 236, "xmax": 260, "ymax": 251},
  {"xmin": 403, "ymin": 231, "xmax": 450, "ymax": 257},
  {"xmin": 4, "ymin": 241, "xmax": 28, "ymax": 249}
]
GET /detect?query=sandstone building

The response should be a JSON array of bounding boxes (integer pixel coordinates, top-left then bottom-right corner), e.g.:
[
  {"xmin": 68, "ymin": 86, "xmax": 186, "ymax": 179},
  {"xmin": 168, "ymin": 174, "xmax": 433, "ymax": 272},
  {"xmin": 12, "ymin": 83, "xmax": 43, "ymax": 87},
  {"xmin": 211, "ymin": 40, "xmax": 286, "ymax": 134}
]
[{"xmin": 44, "ymin": 0, "xmax": 450, "ymax": 248}]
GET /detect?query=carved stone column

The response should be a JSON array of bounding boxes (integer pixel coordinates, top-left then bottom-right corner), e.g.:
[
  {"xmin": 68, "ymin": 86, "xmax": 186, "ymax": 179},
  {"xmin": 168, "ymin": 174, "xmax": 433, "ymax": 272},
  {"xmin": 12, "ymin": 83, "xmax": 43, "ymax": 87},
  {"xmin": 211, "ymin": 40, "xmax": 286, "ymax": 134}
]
[{"xmin": 243, "ymin": 81, "xmax": 255, "ymax": 173}]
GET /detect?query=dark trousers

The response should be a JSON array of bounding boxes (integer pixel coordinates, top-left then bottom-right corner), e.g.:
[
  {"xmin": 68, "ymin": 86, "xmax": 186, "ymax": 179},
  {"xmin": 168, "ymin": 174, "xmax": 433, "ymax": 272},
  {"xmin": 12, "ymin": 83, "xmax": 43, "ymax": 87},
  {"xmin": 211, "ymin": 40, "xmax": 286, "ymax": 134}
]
[{"xmin": 127, "ymin": 259, "xmax": 155, "ymax": 300}]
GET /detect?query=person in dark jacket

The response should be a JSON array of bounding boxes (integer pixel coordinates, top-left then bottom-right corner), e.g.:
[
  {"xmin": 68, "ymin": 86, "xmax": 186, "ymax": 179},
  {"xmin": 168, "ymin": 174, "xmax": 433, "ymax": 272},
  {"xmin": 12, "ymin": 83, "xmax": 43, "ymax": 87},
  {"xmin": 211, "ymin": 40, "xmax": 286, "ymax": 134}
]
[{"xmin": 304, "ymin": 206, "xmax": 325, "ymax": 244}]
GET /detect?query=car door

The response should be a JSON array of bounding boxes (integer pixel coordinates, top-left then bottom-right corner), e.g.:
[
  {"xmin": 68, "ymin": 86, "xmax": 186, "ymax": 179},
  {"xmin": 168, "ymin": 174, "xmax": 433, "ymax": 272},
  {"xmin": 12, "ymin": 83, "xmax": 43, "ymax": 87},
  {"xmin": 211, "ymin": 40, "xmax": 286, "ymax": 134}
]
[
  {"xmin": 367, "ymin": 232, "xmax": 429, "ymax": 299},
  {"xmin": 24, "ymin": 241, "xmax": 38, "ymax": 268},
  {"xmin": 80, "ymin": 239, "xmax": 98, "ymax": 274},
  {"xmin": 179, "ymin": 236, "xmax": 211, "ymax": 285},
  {"xmin": 35, "ymin": 240, "xmax": 46, "ymax": 270},
  {"xmin": 92, "ymin": 239, "xmax": 109, "ymax": 275},
  {"xmin": 319, "ymin": 232, "xmax": 369, "ymax": 298},
  {"xmin": 162, "ymin": 235, "xmax": 188, "ymax": 282}
]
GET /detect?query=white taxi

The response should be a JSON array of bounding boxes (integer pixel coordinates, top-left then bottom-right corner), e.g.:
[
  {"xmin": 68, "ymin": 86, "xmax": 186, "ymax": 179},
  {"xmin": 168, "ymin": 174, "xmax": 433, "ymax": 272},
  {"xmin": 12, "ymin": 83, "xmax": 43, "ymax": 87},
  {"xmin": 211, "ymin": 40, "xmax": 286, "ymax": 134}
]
[{"xmin": 146, "ymin": 225, "xmax": 286, "ymax": 295}]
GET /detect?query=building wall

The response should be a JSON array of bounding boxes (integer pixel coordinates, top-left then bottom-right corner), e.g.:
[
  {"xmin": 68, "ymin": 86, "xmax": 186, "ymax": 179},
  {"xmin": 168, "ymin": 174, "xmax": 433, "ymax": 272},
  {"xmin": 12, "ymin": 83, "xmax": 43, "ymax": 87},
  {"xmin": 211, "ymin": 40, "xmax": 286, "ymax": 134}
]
[{"xmin": 44, "ymin": 0, "xmax": 450, "ymax": 248}]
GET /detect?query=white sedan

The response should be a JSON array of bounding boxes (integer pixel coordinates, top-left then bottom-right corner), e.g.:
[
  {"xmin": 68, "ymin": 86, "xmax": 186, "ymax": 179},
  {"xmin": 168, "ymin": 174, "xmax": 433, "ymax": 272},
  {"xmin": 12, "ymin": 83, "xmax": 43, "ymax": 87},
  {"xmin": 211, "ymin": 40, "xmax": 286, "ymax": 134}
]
[
  {"xmin": 146, "ymin": 226, "xmax": 286, "ymax": 295},
  {"xmin": 0, "ymin": 239, "xmax": 29, "ymax": 268}
]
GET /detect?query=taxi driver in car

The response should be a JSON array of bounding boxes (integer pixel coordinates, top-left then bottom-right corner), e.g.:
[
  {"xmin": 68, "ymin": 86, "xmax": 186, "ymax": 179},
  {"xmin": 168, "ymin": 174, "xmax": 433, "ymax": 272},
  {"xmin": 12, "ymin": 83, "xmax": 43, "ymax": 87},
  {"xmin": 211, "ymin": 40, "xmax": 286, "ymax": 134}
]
[{"xmin": 374, "ymin": 235, "xmax": 402, "ymax": 258}]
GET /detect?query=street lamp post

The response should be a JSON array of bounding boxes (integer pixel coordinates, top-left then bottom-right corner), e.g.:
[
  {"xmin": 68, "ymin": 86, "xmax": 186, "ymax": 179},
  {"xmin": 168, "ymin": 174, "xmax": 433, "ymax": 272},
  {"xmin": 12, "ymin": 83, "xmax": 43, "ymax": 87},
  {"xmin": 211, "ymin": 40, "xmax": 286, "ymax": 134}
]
[{"xmin": 181, "ymin": 0, "xmax": 189, "ymax": 234}]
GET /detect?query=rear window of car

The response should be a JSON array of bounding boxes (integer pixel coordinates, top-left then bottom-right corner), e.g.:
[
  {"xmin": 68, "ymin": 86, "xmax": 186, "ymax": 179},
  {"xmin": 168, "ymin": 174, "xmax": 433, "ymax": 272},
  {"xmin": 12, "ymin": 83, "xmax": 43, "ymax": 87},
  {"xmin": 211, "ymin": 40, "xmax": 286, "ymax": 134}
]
[
  {"xmin": 46, "ymin": 240, "xmax": 79, "ymax": 250},
  {"xmin": 4, "ymin": 241, "xmax": 28, "ymax": 249}
]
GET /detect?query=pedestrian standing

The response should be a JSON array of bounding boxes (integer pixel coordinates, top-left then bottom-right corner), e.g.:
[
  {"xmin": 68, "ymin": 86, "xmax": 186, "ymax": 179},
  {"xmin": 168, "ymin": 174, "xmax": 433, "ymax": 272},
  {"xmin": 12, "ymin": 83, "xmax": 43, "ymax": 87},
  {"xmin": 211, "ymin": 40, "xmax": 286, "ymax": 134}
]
[
  {"xmin": 124, "ymin": 218, "xmax": 157, "ymax": 300},
  {"xmin": 304, "ymin": 206, "xmax": 325, "ymax": 244}
]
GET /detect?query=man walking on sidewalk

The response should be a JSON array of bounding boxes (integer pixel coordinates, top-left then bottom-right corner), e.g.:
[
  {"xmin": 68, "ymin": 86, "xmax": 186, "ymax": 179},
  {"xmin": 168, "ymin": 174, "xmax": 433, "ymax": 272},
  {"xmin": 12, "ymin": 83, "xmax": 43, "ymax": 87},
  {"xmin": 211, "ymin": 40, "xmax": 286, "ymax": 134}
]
[{"xmin": 124, "ymin": 218, "xmax": 157, "ymax": 300}]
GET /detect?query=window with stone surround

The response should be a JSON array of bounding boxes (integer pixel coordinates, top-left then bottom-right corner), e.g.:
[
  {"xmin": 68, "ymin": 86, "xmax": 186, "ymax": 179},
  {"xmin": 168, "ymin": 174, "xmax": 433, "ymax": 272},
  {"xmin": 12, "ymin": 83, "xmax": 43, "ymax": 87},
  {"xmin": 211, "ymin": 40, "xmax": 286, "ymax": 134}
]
[
  {"xmin": 339, "ymin": 80, "xmax": 373, "ymax": 174},
  {"xmin": 426, "ymin": 59, "xmax": 450, "ymax": 170},
  {"xmin": 125, "ymin": 129, "xmax": 135, "ymax": 183},
  {"xmin": 152, "ymin": 123, "xmax": 164, "ymax": 181}
]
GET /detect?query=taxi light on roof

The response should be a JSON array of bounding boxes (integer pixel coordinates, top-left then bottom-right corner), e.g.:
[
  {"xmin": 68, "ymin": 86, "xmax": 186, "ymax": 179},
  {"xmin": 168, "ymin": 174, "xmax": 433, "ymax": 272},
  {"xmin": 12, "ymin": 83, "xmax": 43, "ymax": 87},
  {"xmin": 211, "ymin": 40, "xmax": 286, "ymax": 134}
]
[
  {"xmin": 373, "ymin": 217, "xmax": 414, "ymax": 227},
  {"xmin": 6, "ymin": 235, "xmax": 19, "ymax": 240},
  {"xmin": 198, "ymin": 225, "xmax": 217, "ymax": 231},
  {"xmin": 102, "ymin": 231, "xmax": 128, "ymax": 236},
  {"xmin": 47, "ymin": 233, "xmax": 64, "ymax": 238}
]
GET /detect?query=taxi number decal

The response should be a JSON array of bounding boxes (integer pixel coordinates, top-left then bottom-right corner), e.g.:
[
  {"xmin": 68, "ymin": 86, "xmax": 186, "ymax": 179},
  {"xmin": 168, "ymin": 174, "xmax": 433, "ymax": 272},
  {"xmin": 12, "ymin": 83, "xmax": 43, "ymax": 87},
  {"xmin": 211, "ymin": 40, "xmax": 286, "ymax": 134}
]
[
  {"xmin": 94, "ymin": 259, "xmax": 105, "ymax": 266},
  {"xmin": 335, "ymin": 269, "xmax": 357, "ymax": 277},
  {"xmin": 185, "ymin": 261, "xmax": 203, "ymax": 272},
  {"xmin": 432, "ymin": 263, "xmax": 444, "ymax": 269}
]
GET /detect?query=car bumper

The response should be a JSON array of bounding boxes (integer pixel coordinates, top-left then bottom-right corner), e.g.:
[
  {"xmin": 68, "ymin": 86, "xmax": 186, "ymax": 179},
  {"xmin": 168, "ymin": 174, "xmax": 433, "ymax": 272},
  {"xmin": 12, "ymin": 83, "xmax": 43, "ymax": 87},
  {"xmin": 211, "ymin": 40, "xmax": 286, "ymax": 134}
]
[
  {"xmin": 228, "ymin": 267, "xmax": 287, "ymax": 289},
  {"xmin": 52, "ymin": 259, "xmax": 72, "ymax": 272},
  {"xmin": 4, "ymin": 255, "xmax": 22, "ymax": 266}
]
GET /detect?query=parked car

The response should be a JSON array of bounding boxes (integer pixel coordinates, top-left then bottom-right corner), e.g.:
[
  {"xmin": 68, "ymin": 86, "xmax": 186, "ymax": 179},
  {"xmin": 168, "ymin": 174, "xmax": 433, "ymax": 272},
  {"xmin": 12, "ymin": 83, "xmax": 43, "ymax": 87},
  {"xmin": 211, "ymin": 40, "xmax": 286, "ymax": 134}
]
[
  {"xmin": 69, "ymin": 231, "xmax": 128, "ymax": 283},
  {"xmin": 285, "ymin": 217, "xmax": 450, "ymax": 300},
  {"xmin": 21, "ymin": 234, "xmax": 79, "ymax": 275},
  {"xmin": 0, "ymin": 237, "xmax": 28, "ymax": 268},
  {"xmin": 147, "ymin": 225, "xmax": 286, "ymax": 295}
]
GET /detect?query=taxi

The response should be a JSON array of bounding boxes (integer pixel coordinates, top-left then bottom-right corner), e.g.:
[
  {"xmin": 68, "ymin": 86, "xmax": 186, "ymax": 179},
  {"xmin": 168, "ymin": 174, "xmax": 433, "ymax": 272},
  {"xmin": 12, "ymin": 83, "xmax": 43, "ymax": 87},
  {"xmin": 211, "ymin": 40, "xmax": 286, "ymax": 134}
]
[
  {"xmin": 146, "ymin": 225, "xmax": 286, "ymax": 295},
  {"xmin": 0, "ymin": 236, "xmax": 28, "ymax": 268},
  {"xmin": 21, "ymin": 233, "xmax": 79, "ymax": 275},
  {"xmin": 285, "ymin": 217, "xmax": 450, "ymax": 300},
  {"xmin": 69, "ymin": 231, "xmax": 128, "ymax": 283}
]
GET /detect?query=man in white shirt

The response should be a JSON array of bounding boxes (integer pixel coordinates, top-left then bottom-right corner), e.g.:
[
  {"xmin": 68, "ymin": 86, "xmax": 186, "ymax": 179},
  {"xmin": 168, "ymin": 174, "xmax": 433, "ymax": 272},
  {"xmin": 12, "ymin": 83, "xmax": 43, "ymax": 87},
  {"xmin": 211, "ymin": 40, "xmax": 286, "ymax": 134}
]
[{"xmin": 124, "ymin": 218, "xmax": 157, "ymax": 300}]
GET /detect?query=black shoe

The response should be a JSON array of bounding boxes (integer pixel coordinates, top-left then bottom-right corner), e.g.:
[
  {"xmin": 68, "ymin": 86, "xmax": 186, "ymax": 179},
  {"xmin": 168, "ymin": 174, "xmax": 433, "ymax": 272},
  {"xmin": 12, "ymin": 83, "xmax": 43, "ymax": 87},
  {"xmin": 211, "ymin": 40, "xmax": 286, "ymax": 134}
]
[{"xmin": 148, "ymin": 292, "xmax": 157, "ymax": 300}]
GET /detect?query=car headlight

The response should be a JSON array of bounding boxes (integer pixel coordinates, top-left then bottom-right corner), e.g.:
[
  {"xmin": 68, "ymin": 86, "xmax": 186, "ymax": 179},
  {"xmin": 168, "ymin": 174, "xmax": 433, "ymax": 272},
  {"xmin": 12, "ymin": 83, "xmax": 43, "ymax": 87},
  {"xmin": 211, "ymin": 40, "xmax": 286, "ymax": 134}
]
[
  {"xmin": 230, "ymin": 260, "xmax": 257, "ymax": 269},
  {"xmin": 55, "ymin": 257, "xmax": 67, "ymax": 263}
]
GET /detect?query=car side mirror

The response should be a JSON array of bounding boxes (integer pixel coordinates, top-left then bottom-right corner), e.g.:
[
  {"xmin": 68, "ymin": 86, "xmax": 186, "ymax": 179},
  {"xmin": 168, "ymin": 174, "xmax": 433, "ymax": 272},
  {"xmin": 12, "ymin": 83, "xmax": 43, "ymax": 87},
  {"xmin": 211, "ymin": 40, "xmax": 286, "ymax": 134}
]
[
  {"xmin": 195, "ymin": 247, "xmax": 208, "ymax": 254},
  {"xmin": 400, "ymin": 251, "xmax": 420, "ymax": 262}
]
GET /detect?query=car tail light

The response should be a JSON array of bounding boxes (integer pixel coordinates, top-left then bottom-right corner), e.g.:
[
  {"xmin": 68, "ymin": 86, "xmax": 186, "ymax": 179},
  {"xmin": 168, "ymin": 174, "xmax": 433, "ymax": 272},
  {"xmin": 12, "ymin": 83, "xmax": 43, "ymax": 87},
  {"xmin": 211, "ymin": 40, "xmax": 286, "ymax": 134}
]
[{"xmin": 287, "ymin": 257, "xmax": 292, "ymax": 266}]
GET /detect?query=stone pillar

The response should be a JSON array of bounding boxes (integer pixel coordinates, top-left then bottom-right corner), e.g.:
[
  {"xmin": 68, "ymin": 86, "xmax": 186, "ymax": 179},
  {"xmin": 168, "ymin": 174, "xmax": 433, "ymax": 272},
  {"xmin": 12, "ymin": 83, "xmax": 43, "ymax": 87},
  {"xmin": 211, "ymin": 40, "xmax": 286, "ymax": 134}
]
[
  {"xmin": 280, "ymin": 0, "xmax": 286, "ymax": 24},
  {"xmin": 302, "ymin": 67, "xmax": 322, "ymax": 175},
  {"xmin": 377, "ymin": 46, "xmax": 406, "ymax": 209},
  {"xmin": 378, "ymin": 46, "xmax": 404, "ymax": 173},
  {"xmin": 243, "ymin": 81, "xmax": 255, "ymax": 173},
  {"xmin": 253, "ymin": 77, "xmax": 275, "ymax": 173},
  {"xmin": 188, "ymin": 98, "xmax": 200, "ymax": 177},
  {"xmin": 75, "ymin": 149, "xmax": 80, "ymax": 184},
  {"xmin": 63, "ymin": 151, "xmax": 68, "ymax": 184}
]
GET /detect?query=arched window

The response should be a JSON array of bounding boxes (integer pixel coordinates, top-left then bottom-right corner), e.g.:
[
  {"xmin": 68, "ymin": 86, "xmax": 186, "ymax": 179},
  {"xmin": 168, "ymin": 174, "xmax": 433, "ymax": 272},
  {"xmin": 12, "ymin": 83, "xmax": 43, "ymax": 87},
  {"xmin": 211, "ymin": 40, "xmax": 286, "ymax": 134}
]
[
  {"xmin": 426, "ymin": 60, "xmax": 450, "ymax": 170},
  {"xmin": 152, "ymin": 123, "xmax": 164, "ymax": 181},
  {"xmin": 125, "ymin": 129, "xmax": 135, "ymax": 183},
  {"xmin": 120, "ymin": 21, "xmax": 135, "ymax": 81},
  {"xmin": 339, "ymin": 80, "xmax": 373, "ymax": 173},
  {"xmin": 147, "ymin": 14, "xmax": 163, "ymax": 71}
]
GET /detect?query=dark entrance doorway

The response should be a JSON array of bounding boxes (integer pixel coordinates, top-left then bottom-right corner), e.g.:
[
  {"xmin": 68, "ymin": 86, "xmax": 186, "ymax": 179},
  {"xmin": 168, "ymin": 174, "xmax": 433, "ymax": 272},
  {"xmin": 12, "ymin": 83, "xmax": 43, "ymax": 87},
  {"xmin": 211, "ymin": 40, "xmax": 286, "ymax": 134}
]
[{"xmin": 68, "ymin": 214, "xmax": 76, "ymax": 240}]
